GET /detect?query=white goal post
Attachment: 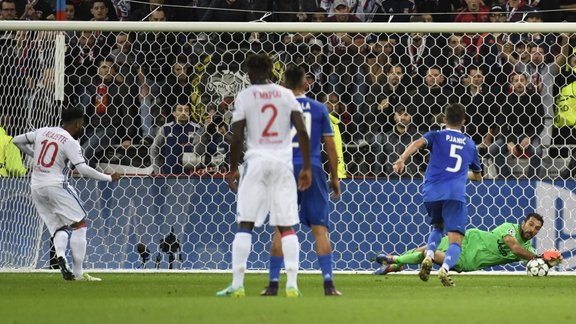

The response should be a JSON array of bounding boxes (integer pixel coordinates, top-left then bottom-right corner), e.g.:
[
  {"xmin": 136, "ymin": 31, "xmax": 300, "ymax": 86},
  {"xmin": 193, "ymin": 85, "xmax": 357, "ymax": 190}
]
[{"xmin": 0, "ymin": 21, "xmax": 574, "ymax": 273}]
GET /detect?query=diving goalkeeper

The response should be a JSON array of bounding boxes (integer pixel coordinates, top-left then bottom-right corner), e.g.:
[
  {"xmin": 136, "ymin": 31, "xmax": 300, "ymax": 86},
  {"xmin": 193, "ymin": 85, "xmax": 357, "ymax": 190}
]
[{"xmin": 372, "ymin": 212, "xmax": 562, "ymax": 275}]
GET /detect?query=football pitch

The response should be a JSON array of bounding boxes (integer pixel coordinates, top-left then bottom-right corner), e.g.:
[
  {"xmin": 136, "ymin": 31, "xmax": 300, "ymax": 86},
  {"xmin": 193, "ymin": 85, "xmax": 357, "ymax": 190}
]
[{"xmin": 1, "ymin": 273, "xmax": 575, "ymax": 324}]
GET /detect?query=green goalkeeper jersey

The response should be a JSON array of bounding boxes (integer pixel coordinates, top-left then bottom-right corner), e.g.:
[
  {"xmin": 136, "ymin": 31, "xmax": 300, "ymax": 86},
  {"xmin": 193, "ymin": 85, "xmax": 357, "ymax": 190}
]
[{"xmin": 438, "ymin": 223, "xmax": 535, "ymax": 272}]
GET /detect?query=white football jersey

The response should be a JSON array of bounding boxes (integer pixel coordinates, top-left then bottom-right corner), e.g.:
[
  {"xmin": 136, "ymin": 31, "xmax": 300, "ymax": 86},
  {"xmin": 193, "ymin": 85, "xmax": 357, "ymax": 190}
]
[
  {"xmin": 232, "ymin": 83, "xmax": 302, "ymax": 166},
  {"xmin": 23, "ymin": 127, "xmax": 85, "ymax": 189}
]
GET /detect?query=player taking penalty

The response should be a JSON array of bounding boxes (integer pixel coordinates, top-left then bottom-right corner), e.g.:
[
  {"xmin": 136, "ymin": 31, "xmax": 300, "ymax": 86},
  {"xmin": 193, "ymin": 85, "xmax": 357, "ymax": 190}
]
[
  {"xmin": 393, "ymin": 103, "xmax": 482, "ymax": 287},
  {"xmin": 216, "ymin": 54, "xmax": 312, "ymax": 298},
  {"xmin": 13, "ymin": 106, "xmax": 121, "ymax": 281}
]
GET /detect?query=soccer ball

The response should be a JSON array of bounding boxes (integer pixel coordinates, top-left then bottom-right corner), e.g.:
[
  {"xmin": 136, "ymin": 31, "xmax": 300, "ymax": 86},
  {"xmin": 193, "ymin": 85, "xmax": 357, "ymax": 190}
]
[{"xmin": 526, "ymin": 258, "xmax": 549, "ymax": 277}]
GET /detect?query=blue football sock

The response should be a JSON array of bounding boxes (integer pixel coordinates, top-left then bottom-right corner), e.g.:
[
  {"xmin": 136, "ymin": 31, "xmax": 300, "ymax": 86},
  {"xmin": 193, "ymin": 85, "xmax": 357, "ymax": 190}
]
[
  {"xmin": 269, "ymin": 256, "xmax": 283, "ymax": 282},
  {"xmin": 442, "ymin": 243, "xmax": 462, "ymax": 271},
  {"xmin": 318, "ymin": 253, "xmax": 334, "ymax": 282},
  {"xmin": 426, "ymin": 228, "xmax": 443, "ymax": 259}
]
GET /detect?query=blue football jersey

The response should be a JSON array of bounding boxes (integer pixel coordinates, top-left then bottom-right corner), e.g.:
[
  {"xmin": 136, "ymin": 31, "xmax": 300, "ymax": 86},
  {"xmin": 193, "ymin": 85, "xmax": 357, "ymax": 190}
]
[
  {"xmin": 422, "ymin": 129, "xmax": 482, "ymax": 202},
  {"xmin": 292, "ymin": 96, "xmax": 334, "ymax": 166}
]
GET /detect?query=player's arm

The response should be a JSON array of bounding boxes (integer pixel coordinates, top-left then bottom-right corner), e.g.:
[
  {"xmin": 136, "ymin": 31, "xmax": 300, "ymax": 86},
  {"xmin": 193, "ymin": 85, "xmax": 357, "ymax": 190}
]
[
  {"xmin": 323, "ymin": 135, "xmax": 341, "ymax": 199},
  {"xmin": 503, "ymin": 235, "xmax": 536, "ymax": 261},
  {"xmin": 227, "ymin": 119, "xmax": 245, "ymax": 191},
  {"xmin": 468, "ymin": 171, "xmax": 482, "ymax": 181},
  {"xmin": 75, "ymin": 163, "xmax": 120, "ymax": 181},
  {"xmin": 393, "ymin": 137, "xmax": 426, "ymax": 174},
  {"xmin": 68, "ymin": 141, "xmax": 120, "ymax": 181},
  {"xmin": 12, "ymin": 132, "xmax": 36, "ymax": 156},
  {"xmin": 292, "ymin": 111, "xmax": 312, "ymax": 191}
]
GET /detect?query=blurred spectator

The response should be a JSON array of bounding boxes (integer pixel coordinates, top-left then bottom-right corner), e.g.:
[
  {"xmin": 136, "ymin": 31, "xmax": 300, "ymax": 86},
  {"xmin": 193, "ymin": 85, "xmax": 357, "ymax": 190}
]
[
  {"xmin": 452, "ymin": 66, "xmax": 498, "ymax": 152},
  {"xmin": 505, "ymin": 0, "xmax": 535, "ymax": 22},
  {"xmin": 444, "ymin": 34, "xmax": 469, "ymax": 88},
  {"xmin": 489, "ymin": 5, "xmax": 507, "ymax": 22},
  {"xmin": 416, "ymin": 0, "xmax": 460, "ymax": 22},
  {"xmin": 200, "ymin": 0, "xmax": 251, "ymax": 47},
  {"xmin": 397, "ymin": 31, "xmax": 445, "ymax": 89},
  {"xmin": 150, "ymin": 101, "xmax": 209, "ymax": 174},
  {"xmin": 250, "ymin": 0, "xmax": 299, "ymax": 22},
  {"xmin": 304, "ymin": 41, "xmax": 329, "ymax": 100},
  {"xmin": 510, "ymin": 39, "xmax": 569, "ymax": 118},
  {"xmin": 65, "ymin": 31, "xmax": 101, "ymax": 99},
  {"xmin": 408, "ymin": 66, "xmax": 450, "ymax": 132},
  {"xmin": 351, "ymin": 0, "xmax": 415, "ymax": 22},
  {"xmin": 133, "ymin": 9, "xmax": 185, "ymax": 141},
  {"xmin": 204, "ymin": 112, "xmax": 230, "ymax": 172},
  {"xmin": 0, "ymin": 0, "xmax": 17, "ymax": 20},
  {"xmin": 325, "ymin": 0, "xmax": 364, "ymax": 104},
  {"xmin": 373, "ymin": 105, "xmax": 420, "ymax": 177},
  {"xmin": 0, "ymin": 121, "xmax": 27, "ymax": 177},
  {"xmin": 454, "ymin": 0, "xmax": 490, "ymax": 22},
  {"xmin": 79, "ymin": 57, "xmax": 139, "ymax": 167},
  {"xmin": 90, "ymin": 0, "xmax": 111, "ymax": 20},
  {"xmin": 65, "ymin": 1, "xmax": 76, "ymax": 20},
  {"xmin": 490, "ymin": 73, "xmax": 544, "ymax": 178},
  {"xmin": 129, "ymin": 0, "xmax": 174, "ymax": 21},
  {"xmin": 19, "ymin": 0, "xmax": 54, "ymax": 20},
  {"xmin": 281, "ymin": 7, "xmax": 328, "ymax": 58},
  {"xmin": 162, "ymin": 60, "xmax": 192, "ymax": 118}
]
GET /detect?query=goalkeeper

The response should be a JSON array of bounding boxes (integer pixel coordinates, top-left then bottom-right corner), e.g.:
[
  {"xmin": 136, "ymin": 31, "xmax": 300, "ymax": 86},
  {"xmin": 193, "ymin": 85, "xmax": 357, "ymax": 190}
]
[{"xmin": 372, "ymin": 212, "xmax": 562, "ymax": 275}]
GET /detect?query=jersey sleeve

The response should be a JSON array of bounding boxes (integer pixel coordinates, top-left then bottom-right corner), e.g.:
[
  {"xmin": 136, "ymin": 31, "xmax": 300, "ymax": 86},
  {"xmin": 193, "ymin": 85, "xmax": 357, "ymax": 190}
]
[
  {"xmin": 422, "ymin": 131, "xmax": 435, "ymax": 149},
  {"xmin": 321, "ymin": 104, "xmax": 334, "ymax": 136},
  {"xmin": 64, "ymin": 139, "xmax": 86, "ymax": 166},
  {"xmin": 469, "ymin": 144, "xmax": 482, "ymax": 172},
  {"xmin": 231, "ymin": 92, "xmax": 246, "ymax": 123},
  {"xmin": 12, "ymin": 130, "xmax": 37, "ymax": 156}
]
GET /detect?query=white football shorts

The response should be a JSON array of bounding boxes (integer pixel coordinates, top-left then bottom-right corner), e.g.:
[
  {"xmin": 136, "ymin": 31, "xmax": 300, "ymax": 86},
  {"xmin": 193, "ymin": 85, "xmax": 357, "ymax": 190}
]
[
  {"xmin": 31, "ymin": 185, "xmax": 87, "ymax": 236},
  {"xmin": 236, "ymin": 157, "xmax": 298, "ymax": 227}
]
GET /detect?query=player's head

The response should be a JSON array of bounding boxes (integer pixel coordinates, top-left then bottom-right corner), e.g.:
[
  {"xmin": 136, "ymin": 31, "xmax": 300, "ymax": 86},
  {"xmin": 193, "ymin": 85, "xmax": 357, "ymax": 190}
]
[
  {"xmin": 245, "ymin": 53, "xmax": 273, "ymax": 84},
  {"xmin": 520, "ymin": 212, "xmax": 544, "ymax": 241},
  {"xmin": 61, "ymin": 105, "xmax": 85, "ymax": 138},
  {"xmin": 283, "ymin": 64, "xmax": 306, "ymax": 93},
  {"xmin": 443, "ymin": 103, "xmax": 466, "ymax": 129}
]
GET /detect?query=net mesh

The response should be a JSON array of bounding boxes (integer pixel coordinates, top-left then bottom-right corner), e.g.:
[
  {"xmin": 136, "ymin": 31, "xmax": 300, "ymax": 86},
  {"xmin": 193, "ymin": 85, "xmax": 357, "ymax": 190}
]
[{"xmin": 0, "ymin": 26, "xmax": 575, "ymax": 272}]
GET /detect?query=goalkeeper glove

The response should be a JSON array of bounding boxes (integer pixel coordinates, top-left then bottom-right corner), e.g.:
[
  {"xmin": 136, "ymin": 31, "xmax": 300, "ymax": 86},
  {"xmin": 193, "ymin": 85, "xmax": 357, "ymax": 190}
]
[{"xmin": 541, "ymin": 249, "xmax": 563, "ymax": 267}]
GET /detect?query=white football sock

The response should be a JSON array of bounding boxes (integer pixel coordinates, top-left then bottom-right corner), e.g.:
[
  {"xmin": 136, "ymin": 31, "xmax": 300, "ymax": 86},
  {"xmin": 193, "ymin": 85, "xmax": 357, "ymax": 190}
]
[
  {"xmin": 281, "ymin": 233, "xmax": 300, "ymax": 289},
  {"xmin": 231, "ymin": 232, "xmax": 252, "ymax": 289},
  {"xmin": 425, "ymin": 250, "xmax": 435, "ymax": 260},
  {"xmin": 53, "ymin": 230, "xmax": 69, "ymax": 258},
  {"xmin": 70, "ymin": 227, "xmax": 87, "ymax": 278}
]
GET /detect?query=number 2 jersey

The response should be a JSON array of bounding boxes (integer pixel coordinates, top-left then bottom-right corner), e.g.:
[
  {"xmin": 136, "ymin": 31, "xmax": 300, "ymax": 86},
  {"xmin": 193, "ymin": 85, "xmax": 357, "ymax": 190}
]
[
  {"xmin": 232, "ymin": 83, "xmax": 302, "ymax": 167},
  {"xmin": 18, "ymin": 127, "xmax": 91, "ymax": 189},
  {"xmin": 422, "ymin": 129, "xmax": 482, "ymax": 202}
]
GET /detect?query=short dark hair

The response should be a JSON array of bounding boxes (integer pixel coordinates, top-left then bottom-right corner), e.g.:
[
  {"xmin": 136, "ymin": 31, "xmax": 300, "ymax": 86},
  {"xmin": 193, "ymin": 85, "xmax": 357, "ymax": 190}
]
[
  {"xmin": 61, "ymin": 106, "xmax": 84, "ymax": 122},
  {"xmin": 444, "ymin": 103, "xmax": 466, "ymax": 126},
  {"xmin": 283, "ymin": 64, "xmax": 305, "ymax": 90},
  {"xmin": 245, "ymin": 53, "xmax": 273, "ymax": 82},
  {"xmin": 524, "ymin": 212, "xmax": 544, "ymax": 226}
]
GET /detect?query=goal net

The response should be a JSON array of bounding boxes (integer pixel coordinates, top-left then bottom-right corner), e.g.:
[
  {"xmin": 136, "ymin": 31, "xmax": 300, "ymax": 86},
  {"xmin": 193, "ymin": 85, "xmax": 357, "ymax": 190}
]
[{"xmin": 0, "ymin": 21, "xmax": 574, "ymax": 273}]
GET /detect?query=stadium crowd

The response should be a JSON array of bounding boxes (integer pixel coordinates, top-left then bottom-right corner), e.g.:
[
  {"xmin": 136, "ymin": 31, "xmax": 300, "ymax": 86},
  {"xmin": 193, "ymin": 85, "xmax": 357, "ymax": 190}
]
[{"xmin": 2, "ymin": 0, "xmax": 576, "ymax": 178}]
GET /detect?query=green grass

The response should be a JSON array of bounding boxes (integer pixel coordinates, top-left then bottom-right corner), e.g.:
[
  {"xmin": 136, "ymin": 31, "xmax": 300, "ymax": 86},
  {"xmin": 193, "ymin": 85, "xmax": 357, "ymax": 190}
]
[{"xmin": 1, "ymin": 273, "xmax": 575, "ymax": 324}]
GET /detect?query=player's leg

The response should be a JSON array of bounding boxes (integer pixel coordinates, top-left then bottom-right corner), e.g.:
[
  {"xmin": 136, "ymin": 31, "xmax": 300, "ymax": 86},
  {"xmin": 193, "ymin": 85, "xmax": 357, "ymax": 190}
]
[
  {"xmin": 437, "ymin": 200, "xmax": 467, "ymax": 287},
  {"xmin": 69, "ymin": 220, "xmax": 101, "ymax": 281},
  {"xmin": 32, "ymin": 188, "xmax": 74, "ymax": 280},
  {"xmin": 310, "ymin": 224, "xmax": 341, "ymax": 296},
  {"xmin": 301, "ymin": 165, "xmax": 341, "ymax": 295},
  {"xmin": 217, "ymin": 160, "xmax": 268, "ymax": 297},
  {"xmin": 261, "ymin": 228, "xmax": 283, "ymax": 296},
  {"xmin": 269, "ymin": 162, "xmax": 300, "ymax": 297},
  {"xmin": 421, "ymin": 201, "xmax": 444, "ymax": 281},
  {"xmin": 277, "ymin": 225, "xmax": 300, "ymax": 297}
]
